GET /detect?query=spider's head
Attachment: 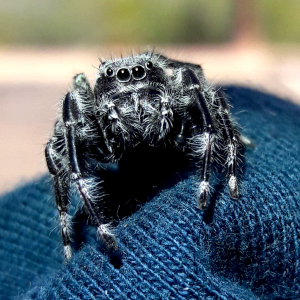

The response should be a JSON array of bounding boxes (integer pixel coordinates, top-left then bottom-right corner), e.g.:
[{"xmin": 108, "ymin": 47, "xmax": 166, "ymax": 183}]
[
  {"xmin": 94, "ymin": 52, "xmax": 174, "ymax": 154},
  {"xmin": 97, "ymin": 50, "xmax": 177, "ymax": 90},
  {"xmin": 100, "ymin": 59, "xmax": 153, "ymax": 84},
  {"xmin": 94, "ymin": 52, "xmax": 169, "ymax": 89}
]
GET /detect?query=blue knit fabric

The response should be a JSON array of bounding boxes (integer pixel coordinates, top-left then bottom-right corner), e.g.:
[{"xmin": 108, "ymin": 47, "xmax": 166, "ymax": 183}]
[{"xmin": 0, "ymin": 86, "xmax": 299, "ymax": 299}]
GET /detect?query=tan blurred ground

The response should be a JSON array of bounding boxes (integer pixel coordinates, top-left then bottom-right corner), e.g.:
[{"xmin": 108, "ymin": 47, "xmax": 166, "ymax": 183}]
[{"xmin": 1, "ymin": 44, "xmax": 300, "ymax": 194}]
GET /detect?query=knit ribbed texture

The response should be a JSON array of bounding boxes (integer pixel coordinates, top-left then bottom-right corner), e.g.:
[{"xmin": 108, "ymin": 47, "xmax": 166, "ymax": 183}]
[
  {"xmin": 0, "ymin": 176, "xmax": 62, "ymax": 299},
  {"xmin": 0, "ymin": 86, "xmax": 299, "ymax": 299}
]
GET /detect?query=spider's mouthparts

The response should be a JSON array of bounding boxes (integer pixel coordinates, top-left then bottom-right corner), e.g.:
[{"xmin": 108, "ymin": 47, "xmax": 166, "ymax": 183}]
[
  {"xmin": 175, "ymin": 134, "xmax": 186, "ymax": 144},
  {"xmin": 107, "ymin": 104, "xmax": 119, "ymax": 121},
  {"xmin": 108, "ymin": 110, "xmax": 119, "ymax": 121}
]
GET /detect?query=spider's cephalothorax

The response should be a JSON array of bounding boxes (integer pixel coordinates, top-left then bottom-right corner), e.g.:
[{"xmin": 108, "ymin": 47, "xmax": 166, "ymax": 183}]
[{"xmin": 46, "ymin": 51, "xmax": 243, "ymax": 260}]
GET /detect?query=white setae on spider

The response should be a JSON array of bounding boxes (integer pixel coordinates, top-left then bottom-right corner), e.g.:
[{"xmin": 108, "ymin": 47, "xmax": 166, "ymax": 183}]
[{"xmin": 46, "ymin": 51, "xmax": 244, "ymax": 261}]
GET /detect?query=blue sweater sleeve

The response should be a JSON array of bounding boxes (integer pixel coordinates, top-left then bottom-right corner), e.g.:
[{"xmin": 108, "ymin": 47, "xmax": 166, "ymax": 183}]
[{"xmin": 0, "ymin": 86, "xmax": 299, "ymax": 299}]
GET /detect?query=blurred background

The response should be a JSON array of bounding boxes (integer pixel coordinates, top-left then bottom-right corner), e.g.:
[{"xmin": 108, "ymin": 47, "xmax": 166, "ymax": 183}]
[{"xmin": 1, "ymin": 0, "xmax": 300, "ymax": 194}]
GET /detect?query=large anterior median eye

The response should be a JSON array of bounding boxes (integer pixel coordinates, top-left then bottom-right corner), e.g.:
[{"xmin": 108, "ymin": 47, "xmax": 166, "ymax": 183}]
[
  {"xmin": 117, "ymin": 68, "xmax": 131, "ymax": 82},
  {"xmin": 132, "ymin": 65, "xmax": 146, "ymax": 80}
]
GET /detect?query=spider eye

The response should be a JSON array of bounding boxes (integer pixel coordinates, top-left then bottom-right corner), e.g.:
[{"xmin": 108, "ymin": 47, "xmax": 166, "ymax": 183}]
[
  {"xmin": 117, "ymin": 68, "xmax": 131, "ymax": 82},
  {"xmin": 145, "ymin": 61, "xmax": 153, "ymax": 70},
  {"xmin": 132, "ymin": 65, "xmax": 146, "ymax": 80},
  {"xmin": 106, "ymin": 68, "xmax": 114, "ymax": 77}
]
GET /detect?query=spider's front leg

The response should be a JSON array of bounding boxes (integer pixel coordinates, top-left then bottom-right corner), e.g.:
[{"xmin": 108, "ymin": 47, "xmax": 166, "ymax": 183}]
[
  {"xmin": 179, "ymin": 66, "xmax": 242, "ymax": 208},
  {"xmin": 191, "ymin": 98, "xmax": 214, "ymax": 210},
  {"xmin": 180, "ymin": 69, "xmax": 215, "ymax": 209},
  {"xmin": 62, "ymin": 90, "xmax": 118, "ymax": 255}
]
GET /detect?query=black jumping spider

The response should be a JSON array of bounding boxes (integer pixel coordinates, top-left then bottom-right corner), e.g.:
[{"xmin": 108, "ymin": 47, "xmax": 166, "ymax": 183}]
[{"xmin": 46, "ymin": 51, "xmax": 243, "ymax": 260}]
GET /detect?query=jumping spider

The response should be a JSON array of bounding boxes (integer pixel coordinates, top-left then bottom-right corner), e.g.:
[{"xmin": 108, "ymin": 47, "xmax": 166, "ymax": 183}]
[{"xmin": 46, "ymin": 51, "xmax": 243, "ymax": 260}]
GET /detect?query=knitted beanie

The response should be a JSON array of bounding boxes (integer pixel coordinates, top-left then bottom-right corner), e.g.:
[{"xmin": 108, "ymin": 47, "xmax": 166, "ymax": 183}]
[{"xmin": 0, "ymin": 86, "xmax": 299, "ymax": 299}]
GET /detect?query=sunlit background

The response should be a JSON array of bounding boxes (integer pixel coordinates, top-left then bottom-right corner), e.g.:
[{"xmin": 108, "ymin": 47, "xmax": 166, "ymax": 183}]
[{"xmin": 1, "ymin": 0, "xmax": 300, "ymax": 193}]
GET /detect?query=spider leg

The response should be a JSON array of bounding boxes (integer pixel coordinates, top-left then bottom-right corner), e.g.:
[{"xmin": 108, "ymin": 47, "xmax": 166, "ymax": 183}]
[
  {"xmin": 215, "ymin": 90, "xmax": 241, "ymax": 198},
  {"xmin": 173, "ymin": 61, "xmax": 242, "ymax": 203},
  {"xmin": 45, "ymin": 139, "xmax": 72, "ymax": 260},
  {"xmin": 193, "ymin": 96, "xmax": 214, "ymax": 210},
  {"xmin": 62, "ymin": 92, "xmax": 118, "ymax": 254},
  {"xmin": 181, "ymin": 69, "xmax": 215, "ymax": 209}
]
